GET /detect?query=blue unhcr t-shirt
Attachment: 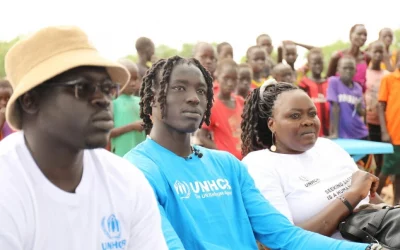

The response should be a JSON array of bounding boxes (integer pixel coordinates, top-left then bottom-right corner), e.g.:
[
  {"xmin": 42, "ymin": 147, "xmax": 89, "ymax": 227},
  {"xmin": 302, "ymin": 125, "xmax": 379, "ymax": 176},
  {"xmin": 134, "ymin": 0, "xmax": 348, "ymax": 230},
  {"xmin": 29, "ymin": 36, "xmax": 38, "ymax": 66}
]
[{"xmin": 124, "ymin": 138, "xmax": 368, "ymax": 250}]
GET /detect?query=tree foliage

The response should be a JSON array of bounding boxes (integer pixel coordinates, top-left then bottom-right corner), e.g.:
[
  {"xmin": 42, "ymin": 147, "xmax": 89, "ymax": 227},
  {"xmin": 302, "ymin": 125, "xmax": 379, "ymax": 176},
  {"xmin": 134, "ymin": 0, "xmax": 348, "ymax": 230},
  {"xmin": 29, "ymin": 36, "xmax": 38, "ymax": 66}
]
[{"xmin": 0, "ymin": 37, "xmax": 20, "ymax": 78}]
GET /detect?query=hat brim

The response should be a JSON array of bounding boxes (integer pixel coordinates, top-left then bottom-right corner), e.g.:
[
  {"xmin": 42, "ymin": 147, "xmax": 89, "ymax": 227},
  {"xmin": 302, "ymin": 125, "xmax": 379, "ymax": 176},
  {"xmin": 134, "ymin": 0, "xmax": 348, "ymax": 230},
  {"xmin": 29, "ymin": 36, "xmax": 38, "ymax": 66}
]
[{"xmin": 6, "ymin": 48, "xmax": 130, "ymax": 131}]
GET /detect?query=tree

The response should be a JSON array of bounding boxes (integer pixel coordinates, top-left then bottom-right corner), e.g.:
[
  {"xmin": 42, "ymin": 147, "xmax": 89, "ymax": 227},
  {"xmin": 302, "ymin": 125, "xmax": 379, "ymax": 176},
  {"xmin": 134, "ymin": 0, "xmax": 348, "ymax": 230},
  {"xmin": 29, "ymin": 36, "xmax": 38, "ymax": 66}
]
[
  {"xmin": 394, "ymin": 29, "xmax": 400, "ymax": 49},
  {"xmin": 0, "ymin": 37, "xmax": 20, "ymax": 78},
  {"xmin": 179, "ymin": 43, "xmax": 194, "ymax": 58}
]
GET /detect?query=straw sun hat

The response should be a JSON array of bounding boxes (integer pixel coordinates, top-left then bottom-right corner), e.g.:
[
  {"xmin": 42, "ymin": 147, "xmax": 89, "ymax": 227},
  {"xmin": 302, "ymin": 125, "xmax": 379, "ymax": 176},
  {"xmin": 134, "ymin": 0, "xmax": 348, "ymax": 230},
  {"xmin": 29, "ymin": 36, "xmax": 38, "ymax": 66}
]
[{"xmin": 5, "ymin": 25, "xmax": 130, "ymax": 131}]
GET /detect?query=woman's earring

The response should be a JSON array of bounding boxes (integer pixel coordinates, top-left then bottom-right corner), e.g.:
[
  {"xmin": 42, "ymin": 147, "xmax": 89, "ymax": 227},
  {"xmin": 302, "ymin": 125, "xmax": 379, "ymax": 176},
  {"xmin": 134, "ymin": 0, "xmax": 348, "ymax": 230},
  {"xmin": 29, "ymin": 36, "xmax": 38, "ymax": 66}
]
[{"xmin": 270, "ymin": 132, "xmax": 277, "ymax": 152}]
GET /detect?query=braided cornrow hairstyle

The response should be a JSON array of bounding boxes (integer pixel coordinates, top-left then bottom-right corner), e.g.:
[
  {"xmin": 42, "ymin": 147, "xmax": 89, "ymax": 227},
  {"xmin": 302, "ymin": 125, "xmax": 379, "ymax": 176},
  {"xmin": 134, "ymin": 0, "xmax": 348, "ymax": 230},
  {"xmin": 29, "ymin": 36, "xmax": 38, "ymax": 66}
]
[
  {"xmin": 139, "ymin": 55, "xmax": 214, "ymax": 131},
  {"xmin": 241, "ymin": 82, "xmax": 298, "ymax": 157}
]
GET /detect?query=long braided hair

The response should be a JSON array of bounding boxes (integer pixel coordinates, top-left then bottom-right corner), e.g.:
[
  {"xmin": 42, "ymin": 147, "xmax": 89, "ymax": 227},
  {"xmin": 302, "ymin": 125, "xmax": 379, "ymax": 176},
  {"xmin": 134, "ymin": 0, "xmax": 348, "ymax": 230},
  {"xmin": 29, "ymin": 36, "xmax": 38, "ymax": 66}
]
[
  {"xmin": 241, "ymin": 82, "xmax": 298, "ymax": 157},
  {"xmin": 139, "ymin": 55, "xmax": 214, "ymax": 131}
]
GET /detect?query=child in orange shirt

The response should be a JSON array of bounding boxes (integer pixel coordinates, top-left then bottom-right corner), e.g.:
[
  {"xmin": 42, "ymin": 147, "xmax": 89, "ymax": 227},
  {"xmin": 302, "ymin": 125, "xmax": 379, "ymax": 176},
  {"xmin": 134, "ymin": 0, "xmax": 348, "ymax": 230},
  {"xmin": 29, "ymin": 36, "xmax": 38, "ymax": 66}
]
[
  {"xmin": 197, "ymin": 58, "xmax": 244, "ymax": 159},
  {"xmin": 377, "ymin": 61, "xmax": 400, "ymax": 204}
]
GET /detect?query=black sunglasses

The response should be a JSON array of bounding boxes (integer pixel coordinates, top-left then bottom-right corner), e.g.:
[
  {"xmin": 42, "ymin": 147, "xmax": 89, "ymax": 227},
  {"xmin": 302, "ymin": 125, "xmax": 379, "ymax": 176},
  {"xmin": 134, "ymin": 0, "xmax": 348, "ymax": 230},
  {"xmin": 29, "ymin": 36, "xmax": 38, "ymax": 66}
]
[{"xmin": 42, "ymin": 79, "xmax": 119, "ymax": 99}]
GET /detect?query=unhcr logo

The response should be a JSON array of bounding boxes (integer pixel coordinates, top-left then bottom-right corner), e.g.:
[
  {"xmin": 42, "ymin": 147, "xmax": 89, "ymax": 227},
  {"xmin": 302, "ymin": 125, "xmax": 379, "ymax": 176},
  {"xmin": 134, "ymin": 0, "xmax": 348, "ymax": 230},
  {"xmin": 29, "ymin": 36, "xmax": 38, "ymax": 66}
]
[
  {"xmin": 102, "ymin": 214, "xmax": 121, "ymax": 239},
  {"xmin": 174, "ymin": 181, "xmax": 191, "ymax": 199},
  {"xmin": 174, "ymin": 179, "xmax": 232, "ymax": 200},
  {"xmin": 101, "ymin": 214, "xmax": 127, "ymax": 250}
]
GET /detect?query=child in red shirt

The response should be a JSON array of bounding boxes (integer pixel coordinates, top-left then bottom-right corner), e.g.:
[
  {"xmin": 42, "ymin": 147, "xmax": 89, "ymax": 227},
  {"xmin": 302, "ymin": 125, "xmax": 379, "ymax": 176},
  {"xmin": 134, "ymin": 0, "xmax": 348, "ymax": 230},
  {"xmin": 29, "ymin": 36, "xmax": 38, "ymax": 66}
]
[
  {"xmin": 298, "ymin": 48, "xmax": 330, "ymax": 136},
  {"xmin": 197, "ymin": 58, "xmax": 244, "ymax": 159}
]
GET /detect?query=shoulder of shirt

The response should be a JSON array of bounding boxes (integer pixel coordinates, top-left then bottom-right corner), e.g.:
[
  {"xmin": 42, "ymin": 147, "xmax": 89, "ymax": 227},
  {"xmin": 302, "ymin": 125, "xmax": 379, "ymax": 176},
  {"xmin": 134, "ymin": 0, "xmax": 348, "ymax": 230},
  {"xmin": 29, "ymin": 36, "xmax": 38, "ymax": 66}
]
[
  {"xmin": 328, "ymin": 76, "xmax": 339, "ymax": 83},
  {"xmin": 0, "ymin": 131, "xmax": 23, "ymax": 158},
  {"xmin": 83, "ymin": 149, "xmax": 150, "ymax": 191},
  {"xmin": 123, "ymin": 140, "xmax": 162, "ymax": 174},
  {"xmin": 234, "ymin": 94, "xmax": 245, "ymax": 105},
  {"xmin": 241, "ymin": 149, "xmax": 272, "ymax": 169}
]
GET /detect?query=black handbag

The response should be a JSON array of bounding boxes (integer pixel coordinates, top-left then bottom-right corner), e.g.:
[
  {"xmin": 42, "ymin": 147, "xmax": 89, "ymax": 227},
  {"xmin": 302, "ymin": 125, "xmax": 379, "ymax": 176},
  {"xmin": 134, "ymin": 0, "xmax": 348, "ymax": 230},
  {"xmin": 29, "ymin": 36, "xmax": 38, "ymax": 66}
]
[{"xmin": 339, "ymin": 206, "xmax": 400, "ymax": 250}]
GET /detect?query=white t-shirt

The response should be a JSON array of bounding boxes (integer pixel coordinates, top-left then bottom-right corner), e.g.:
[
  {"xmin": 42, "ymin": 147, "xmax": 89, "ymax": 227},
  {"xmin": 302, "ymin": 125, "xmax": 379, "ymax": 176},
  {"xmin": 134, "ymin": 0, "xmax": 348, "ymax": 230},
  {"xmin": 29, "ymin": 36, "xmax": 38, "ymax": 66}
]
[
  {"xmin": 0, "ymin": 132, "xmax": 168, "ymax": 250},
  {"xmin": 242, "ymin": 137, "xmax": 369, "ymax": 239}
]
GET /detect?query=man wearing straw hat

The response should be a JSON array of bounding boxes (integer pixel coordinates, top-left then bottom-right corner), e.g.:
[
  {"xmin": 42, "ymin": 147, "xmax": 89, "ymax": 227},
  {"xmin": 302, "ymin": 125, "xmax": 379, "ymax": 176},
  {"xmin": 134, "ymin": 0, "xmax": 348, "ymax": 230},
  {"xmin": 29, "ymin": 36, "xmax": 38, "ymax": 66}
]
[{"xmin": 0, "ymin": 26, "xmax": 167, "ymax": 250}]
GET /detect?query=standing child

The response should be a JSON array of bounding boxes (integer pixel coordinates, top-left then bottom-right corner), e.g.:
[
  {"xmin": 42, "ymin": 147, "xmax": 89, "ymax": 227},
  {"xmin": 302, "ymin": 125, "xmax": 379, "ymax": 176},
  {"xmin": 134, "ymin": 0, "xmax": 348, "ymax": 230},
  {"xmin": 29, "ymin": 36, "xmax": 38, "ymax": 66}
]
[
  {"xmin": 135, "ymin": 37, "xmax": 155, "ymax": 79},
  {"xmin": 298, "ymin": 48, "xmax": 330, "ymax": 136},
  {"xmin": 246, "ymin": 46, "xmax": 267, "ymax": 89},
  {"xmin": 327, "ymin": 56, "xmax": 368, "ymax": 140},
  {"xmin": 109, "ymin": 59, "xmax": 146, "ymax": 157},
  {"xmin": 217, "ymin": 42, "xmax": 233, "ymax": 60},
  {"xmin": 278, "ymin": 41, "xmax": 315, "ymax": 84},
  {"xmin": 378, "ymin": 28, "xmax": 397, "ymax": 72},
  {"xmin": 377, "ymin": 60, "xmax": 400, "ymax": 205},
  {"xmin": 272, "ymin": 63, "xmax": 294, "ymax": 84},
  {"xmin": 193, "ymin": 42, "xmax": 217, "ymax": 90},
  {"xmin": 0, "ymin": 79, "xmax": 13, "ymax": 141},
  {"xmin": 197, "ymin": 58, "xmax": 244, "ymax": 159},
  {"xmin": 365, "ymin": 41, "xmax": 389, "ymax": 174},
  {"xmin": 256, "ymin": 34, "xmax": 276, "ymax": 68},
  {"xmin": 237, "ymin": 63, "xmax": 253, "ymax": 99}
]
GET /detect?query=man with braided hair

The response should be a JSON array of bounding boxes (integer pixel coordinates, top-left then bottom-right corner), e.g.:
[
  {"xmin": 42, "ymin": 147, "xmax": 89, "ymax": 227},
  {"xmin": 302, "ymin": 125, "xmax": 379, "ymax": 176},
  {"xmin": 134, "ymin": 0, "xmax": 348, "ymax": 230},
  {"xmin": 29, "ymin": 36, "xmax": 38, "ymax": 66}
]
[{"xmin": 124, "ymin": 56, "xmax": 372, "ymax": 250}]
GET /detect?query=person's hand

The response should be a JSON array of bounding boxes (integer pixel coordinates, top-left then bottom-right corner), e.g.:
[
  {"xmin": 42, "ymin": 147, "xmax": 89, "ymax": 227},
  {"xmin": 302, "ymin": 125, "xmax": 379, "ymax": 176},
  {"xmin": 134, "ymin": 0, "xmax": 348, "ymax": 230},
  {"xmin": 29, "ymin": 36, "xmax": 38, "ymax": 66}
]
[
  {"xmin": 348, "ymin": 170, "xmax": 380, "ymax": 200},
  {"xmin": 282, "ymin": 40, "xmax": 294, "ymax": 45},
  {"xmin": 381, "ymin": 131, "xmax": 391, "ymax": 143},
  {"xmin": 132, "ymin": 121, "xmax": 144, "ymax": 132},
  {"xmin": 354, "ymin": 203, "xmax": 389, "ymax": 212}
]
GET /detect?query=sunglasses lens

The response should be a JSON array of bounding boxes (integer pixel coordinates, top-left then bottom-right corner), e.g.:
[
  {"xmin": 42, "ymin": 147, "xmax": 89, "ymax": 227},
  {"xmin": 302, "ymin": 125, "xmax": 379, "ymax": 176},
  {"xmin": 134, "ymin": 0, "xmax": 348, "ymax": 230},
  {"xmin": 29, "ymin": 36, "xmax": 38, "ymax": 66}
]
[
  {"xmin": 76, "ymin": 82, "xmax": 96, "ymax": 99},
  {"xmin": 101, "ymin": 83, "xmax": 119, "ymax": 98}
]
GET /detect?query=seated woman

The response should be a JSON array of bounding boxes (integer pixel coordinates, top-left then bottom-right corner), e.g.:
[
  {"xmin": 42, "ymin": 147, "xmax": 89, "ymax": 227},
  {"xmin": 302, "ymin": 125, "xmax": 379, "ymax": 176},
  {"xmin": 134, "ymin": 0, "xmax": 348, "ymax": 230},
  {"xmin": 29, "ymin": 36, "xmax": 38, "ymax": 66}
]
[{"xmin": 241, "ymin": 81, "xmax": 385, "ymax": 239}]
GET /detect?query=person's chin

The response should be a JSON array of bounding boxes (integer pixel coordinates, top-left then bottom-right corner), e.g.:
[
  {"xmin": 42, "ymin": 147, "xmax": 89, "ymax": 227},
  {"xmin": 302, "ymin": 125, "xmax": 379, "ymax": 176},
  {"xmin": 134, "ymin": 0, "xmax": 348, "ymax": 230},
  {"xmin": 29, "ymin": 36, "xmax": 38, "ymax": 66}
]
[
  {"xmin": 84, "ymin": 133, "xmax": 109, "ymax": 149},
  {"xmin": 175, "ymin": 122, "xmax": 201, "ymax": 134}
]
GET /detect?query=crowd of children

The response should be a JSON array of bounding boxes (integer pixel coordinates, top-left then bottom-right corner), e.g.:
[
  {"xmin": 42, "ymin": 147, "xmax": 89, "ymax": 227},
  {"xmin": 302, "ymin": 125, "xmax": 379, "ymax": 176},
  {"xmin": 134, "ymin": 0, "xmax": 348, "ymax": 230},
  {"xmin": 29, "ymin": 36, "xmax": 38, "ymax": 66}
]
[{"xmin": 1, "ymin": 25, "xmax": 400, "ymax": 205}]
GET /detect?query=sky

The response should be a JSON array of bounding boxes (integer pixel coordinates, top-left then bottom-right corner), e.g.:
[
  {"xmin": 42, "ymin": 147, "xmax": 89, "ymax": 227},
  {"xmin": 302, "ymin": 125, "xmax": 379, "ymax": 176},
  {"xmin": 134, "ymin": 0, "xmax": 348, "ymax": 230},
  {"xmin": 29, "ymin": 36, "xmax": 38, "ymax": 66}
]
[{"xmin": 1, "ymin": 0, "xmax": 399, "ymax": 65}]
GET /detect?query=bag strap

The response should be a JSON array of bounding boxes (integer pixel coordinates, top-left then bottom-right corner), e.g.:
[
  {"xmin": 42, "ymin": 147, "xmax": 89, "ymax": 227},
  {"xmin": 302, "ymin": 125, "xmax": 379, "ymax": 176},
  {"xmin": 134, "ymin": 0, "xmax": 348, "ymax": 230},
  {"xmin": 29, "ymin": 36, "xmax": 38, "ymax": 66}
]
[
  {"xmin": 365, "ymin": 207, "xmax": 391, "ymax": 236},
  {"xmin": 339, "ymin": 222, "xmax": 377, "ymax": 243}
]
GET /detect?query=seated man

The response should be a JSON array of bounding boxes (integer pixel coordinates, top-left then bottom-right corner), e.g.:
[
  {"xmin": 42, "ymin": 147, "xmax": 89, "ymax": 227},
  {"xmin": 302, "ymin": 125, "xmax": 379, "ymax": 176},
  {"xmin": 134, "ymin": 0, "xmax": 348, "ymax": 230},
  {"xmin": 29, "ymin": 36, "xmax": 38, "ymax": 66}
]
[{"xmin": 0, "ymin": 26, "xmax": 167, "ymax": 250}]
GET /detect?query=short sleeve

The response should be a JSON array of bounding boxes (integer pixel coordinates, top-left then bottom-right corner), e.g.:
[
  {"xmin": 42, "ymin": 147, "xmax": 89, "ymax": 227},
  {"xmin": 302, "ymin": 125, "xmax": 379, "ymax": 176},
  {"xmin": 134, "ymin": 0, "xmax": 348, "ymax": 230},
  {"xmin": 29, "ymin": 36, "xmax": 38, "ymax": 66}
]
[
  {"xmin": 326, "ymin": 77, "xmax": 338, "ymax": 103},
  {"xmin": 378, "ymin": 75, "xmax": 390, "ymax": 102}
]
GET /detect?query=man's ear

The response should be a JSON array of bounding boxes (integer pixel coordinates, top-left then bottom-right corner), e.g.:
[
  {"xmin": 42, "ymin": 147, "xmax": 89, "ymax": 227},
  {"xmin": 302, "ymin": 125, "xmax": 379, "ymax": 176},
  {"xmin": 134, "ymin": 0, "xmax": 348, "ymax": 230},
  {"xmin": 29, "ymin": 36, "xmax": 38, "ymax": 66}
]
[{"xmin": 19, "ymin": 91, "xmax": 41, "ymax": 115}]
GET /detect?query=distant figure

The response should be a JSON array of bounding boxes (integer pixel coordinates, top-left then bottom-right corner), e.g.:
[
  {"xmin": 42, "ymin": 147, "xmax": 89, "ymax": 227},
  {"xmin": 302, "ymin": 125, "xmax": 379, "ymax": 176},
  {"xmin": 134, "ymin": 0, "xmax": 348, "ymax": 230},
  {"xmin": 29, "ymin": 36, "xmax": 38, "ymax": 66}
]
[
  {"xmin": 327, "ymin": 24, "xmax": 370, "ymax": 93},
  {"xmin": 246, "ymin": 45, "xmax": 268, "ymax": 89},
  {"xmin": 298, "ymin": 48, "xmax": 329, "ymax": 136},
  {"xmin": 0, "ymin": 79, "xmax": 13, "ymax": 140},
  {"xmin": 256, "ymin": 34, "xmax": 276, "ymax": 68},
  {"xmin": 377, "ymin": 28, "xmax": 398, "ymax": 72},
  {"xmin": 193, "ymin": 42, "xmax": 217, "ymax": 77},
  {"xmin": 217, "ymin": 42, "xmax": 233, "ymax": 60},
  {"xmin": 272, "ymin": 63, "xmax": 294, "ymax": 84},
  {"xmin": 109, "ymin": 59, "xmax": 146, "ymax": 157},
  {"xmin": 237, "ymin": 63, "xmax": 253, "ymax": 99},
  {"xmin": 135, "ymin": 37, "xmax": 155, "ymax": 79}
]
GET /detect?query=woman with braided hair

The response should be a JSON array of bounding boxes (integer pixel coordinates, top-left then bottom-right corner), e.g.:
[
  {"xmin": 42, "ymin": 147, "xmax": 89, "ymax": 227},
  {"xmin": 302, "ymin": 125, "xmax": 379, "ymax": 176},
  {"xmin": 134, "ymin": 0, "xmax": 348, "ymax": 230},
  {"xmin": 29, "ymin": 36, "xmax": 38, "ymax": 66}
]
[
  {"xmin": 124, "ymin": 55, "xmax": 376, "ymax": 250},
  {"xmin": 241, "ymin": 80, "xmax": 388, "ymax": 242}
]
